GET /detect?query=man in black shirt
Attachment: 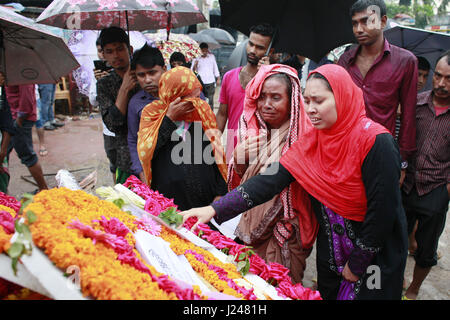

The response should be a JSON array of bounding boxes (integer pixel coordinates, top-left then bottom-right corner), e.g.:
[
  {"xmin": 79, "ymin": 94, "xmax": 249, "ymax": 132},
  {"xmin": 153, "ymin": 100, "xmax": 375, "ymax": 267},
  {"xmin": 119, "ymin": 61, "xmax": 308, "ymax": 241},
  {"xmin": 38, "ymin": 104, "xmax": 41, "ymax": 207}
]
[{"xmin": 96, "ymin": 27, "xmax": 139, "ymax": 183}]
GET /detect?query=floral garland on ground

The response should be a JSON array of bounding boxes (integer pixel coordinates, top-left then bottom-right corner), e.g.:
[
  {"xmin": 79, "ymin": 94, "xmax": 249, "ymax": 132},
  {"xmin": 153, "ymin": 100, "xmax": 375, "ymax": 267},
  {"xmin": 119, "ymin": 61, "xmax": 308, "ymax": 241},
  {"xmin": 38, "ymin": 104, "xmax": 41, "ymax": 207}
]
[
  {"xmin": 0, "ymin": 204, "xmax": 16, "ymax": 254},
  {"xmin": 123, "ymin": 176, "xmax": 322, "ymax": 300},
  {"xmin": 26, "ymin": 188, "xmax": 206, "ymax": 300},
  {"xmin": 0, "ymin": 191, "xmax": 21, "ymax": 254},
  {"xmin": 0, "ymin": 192, "xmax": 49, "ymax": 300},
  {"xmin": 159, "ymin": 226, "xmax": 257, "ymax": 299},
  {"xmin": 183, "ymin": 219, "xmax": 322, "ymax": 300}
]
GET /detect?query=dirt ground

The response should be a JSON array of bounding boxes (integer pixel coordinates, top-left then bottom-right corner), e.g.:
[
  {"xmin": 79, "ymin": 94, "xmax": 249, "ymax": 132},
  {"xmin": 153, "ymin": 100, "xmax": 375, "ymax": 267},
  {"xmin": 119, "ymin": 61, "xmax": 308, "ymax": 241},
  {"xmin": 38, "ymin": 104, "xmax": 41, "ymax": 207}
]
[{"xmin": 6, "ymin": 101, "xmax": 449, "ymax": 300}]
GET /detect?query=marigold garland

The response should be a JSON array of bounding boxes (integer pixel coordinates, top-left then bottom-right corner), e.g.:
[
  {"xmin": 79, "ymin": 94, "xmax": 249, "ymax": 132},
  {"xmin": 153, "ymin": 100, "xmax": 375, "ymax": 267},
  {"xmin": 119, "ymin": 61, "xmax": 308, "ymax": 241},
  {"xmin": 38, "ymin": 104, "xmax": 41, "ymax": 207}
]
[
  {"xmin": 26, "ymin": 188, "xmax": 197, "ymax": 300},
  {"xmin": 156, "ymin": 223, "xmax": 254, "ymax": 299}
]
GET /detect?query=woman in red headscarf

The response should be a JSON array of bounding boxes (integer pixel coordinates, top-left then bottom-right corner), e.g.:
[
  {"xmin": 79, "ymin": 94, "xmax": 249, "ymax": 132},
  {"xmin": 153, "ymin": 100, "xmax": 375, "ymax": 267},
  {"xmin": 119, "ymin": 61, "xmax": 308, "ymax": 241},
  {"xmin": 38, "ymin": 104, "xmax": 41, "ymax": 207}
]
[
  {"xmin": 181, "ymin": 64, "xmax": 408, "ymax": 300},
  {"xmin": 226, "ymin": 64, "xmax": 318, "ymax": 284}
]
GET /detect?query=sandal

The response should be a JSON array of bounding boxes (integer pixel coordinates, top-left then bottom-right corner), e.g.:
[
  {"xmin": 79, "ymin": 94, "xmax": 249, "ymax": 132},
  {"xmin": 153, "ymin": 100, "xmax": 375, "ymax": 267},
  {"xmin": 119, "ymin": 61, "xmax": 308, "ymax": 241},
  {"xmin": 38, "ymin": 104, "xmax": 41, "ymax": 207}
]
[{"xmin": 39, "ymin": 148, "xmax": 48, "ymax": 157}]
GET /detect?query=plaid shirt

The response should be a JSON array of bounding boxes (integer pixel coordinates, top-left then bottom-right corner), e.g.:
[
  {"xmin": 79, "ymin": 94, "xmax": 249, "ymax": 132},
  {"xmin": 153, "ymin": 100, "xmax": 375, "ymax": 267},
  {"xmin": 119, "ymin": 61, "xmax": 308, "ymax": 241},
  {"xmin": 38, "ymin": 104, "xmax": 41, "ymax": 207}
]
[
  {"xmin": 96, "ymin": 70, "xmax": 139, "ymax": 172},
  {"xmin": 403, "ymin": 90, "xmax": 450, "ymax": 196}
]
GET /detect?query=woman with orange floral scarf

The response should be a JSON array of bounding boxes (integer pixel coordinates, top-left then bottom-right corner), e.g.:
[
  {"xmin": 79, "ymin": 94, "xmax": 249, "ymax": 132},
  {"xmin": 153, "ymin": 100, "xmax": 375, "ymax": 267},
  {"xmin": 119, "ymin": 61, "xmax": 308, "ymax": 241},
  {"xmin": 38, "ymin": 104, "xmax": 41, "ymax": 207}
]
[
  {"xmin": 137, "ymin": 66, "xmax": 227, "ymax": 211},
  {"xmin": 226, "ymin": 64, "xmax": 318, "ymax": 284}
]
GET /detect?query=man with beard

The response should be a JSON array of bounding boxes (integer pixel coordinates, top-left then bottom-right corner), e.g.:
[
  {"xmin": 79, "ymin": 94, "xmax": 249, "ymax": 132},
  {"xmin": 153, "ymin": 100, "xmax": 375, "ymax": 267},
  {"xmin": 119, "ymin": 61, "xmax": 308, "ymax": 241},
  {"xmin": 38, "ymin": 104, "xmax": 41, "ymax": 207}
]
[
  {"xmin": 216, "ymin": 23, "xmax": 275, "ymax": 162},
  {"xmin": 97, "ymin": 27, "xmax": 139, "ymax": 184},
  {"xmin": 401, "ymin": 51, "xmax": 450, "ymax": 300},
  {"xmin": 338, "ymin": 0, "xmax": 418, "ymax": 179}
]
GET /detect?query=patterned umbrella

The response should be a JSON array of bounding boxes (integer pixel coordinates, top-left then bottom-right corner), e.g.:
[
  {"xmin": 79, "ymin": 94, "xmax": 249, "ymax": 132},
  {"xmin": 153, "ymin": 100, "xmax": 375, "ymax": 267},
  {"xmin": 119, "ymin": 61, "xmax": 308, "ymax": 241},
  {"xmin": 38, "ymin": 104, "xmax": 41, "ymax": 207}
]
[
  {"xmin": 144, "ymin": 30, "xmax": 201, "ymax": 66},
  {"xmin": 0, "ymin": 6, "xmax": 80, "ymax": 85},
  {"xmin": 36, "ymin": 0, "xmax": 206, "ymax": 34}
]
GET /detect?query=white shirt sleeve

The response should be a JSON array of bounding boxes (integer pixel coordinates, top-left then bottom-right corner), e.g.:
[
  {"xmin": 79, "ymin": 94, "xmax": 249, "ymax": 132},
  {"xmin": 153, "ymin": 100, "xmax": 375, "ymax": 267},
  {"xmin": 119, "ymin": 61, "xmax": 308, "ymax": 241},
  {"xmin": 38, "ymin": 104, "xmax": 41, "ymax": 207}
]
[{"xmin": 88, "ymin": 80, "xmax": 98, "ymax": 107}]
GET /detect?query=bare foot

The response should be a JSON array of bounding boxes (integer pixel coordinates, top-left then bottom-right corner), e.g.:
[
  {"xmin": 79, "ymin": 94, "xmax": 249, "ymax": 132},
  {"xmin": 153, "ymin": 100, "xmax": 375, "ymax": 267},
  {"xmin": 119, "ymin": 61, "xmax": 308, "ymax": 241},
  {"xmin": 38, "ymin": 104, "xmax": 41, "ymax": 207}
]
[
  {"xmin": 39, "ymin": 147, "xmax": 48, "ymax": 157},
  {"xmin": 404, "ymin": 290, "xmax": 418, "ymax": 300}
]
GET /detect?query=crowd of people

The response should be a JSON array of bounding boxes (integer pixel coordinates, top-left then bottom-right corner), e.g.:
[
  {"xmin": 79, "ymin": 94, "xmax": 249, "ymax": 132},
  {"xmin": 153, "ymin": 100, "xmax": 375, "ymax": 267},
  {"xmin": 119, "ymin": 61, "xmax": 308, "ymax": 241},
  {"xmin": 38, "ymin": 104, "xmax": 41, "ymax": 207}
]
[{"xmin": 0, "ymin": 0, "xmax": 448, "ymax": 300}]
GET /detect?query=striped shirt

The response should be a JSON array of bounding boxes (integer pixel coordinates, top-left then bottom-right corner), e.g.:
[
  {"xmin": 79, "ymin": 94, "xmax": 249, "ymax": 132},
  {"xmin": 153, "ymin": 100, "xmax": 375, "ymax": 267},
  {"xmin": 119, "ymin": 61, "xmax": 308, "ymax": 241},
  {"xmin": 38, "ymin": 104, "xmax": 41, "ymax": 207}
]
[{"xmin": 402, "ymin": 90, "xmax": 450, "ymax": 196}]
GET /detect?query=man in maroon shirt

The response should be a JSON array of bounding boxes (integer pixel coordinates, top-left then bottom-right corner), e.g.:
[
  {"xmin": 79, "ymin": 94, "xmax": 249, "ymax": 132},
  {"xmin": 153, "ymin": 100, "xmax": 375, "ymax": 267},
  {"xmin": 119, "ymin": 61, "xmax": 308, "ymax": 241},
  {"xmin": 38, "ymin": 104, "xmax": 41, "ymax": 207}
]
[
  {"xmin": 338, "ymin": 0, "xmax": 418, "ymax": 174},
  {"xmin": 401, "ymin": 51, "xmax": 449, "ymax": 300},
  {"xmin": 5, "ymin": 83, "xmax": 48, "ymax": 191}
]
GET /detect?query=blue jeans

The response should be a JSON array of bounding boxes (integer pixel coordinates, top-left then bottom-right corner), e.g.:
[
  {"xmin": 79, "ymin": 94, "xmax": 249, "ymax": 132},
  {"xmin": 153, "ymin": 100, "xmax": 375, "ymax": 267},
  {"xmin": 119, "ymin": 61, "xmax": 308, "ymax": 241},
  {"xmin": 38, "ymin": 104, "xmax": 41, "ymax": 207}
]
[
  {"xmin": 7, "ymin": 120, "xmax": 38, "ymax": 168},
  {"xmin": 35, "ymin": 98, "xmax": 43, "ymax": 129},
  {"xmin": 38, "ymin": 84, "xmax": 56, "ymax": 125}
]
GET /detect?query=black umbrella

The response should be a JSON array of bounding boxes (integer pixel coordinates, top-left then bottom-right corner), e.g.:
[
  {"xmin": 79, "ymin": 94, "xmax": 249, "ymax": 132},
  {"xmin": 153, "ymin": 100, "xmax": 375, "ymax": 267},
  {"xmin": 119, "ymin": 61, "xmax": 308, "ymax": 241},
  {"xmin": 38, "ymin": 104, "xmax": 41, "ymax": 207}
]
[
  {"xmin": 218, "ymin": 0, "xmax": 356, "ymax": 62},
  {"xmin": 384, "ymin": 25, "xmax": 450, "ymax": 69}
]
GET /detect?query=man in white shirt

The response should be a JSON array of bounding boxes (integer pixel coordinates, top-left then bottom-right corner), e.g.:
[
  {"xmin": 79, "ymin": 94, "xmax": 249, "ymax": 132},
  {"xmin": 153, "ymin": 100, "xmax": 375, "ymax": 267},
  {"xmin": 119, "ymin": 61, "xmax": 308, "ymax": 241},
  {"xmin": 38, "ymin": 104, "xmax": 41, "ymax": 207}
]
[{"xmin": 192, "ymin": 42, "xmax": 221, "ymax": 110}]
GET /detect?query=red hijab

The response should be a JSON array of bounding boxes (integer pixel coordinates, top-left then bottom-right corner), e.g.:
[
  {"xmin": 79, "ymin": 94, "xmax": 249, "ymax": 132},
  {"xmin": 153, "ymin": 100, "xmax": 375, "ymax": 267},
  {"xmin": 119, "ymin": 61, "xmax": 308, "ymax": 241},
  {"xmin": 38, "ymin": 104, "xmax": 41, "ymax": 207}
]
[{"xmin": 280, "ymin": 65, "xmax": 389, "ymax": 222}]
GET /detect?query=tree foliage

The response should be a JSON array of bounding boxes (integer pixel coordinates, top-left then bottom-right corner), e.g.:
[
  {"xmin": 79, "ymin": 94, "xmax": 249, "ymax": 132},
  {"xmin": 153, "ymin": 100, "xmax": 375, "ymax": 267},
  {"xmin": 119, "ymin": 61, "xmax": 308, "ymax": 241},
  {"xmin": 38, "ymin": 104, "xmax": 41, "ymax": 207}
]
[{"xmin": 386, "ymin": 0, "xmax": 437, "ymax": 28}]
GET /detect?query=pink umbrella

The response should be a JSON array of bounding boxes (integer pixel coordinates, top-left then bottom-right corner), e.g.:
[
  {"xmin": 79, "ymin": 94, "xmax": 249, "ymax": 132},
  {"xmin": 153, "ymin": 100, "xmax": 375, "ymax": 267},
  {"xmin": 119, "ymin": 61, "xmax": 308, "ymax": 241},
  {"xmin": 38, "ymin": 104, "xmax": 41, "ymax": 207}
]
[{"xmin": 36, "ymin": 0, "xmax": 207, "ymax": 40}]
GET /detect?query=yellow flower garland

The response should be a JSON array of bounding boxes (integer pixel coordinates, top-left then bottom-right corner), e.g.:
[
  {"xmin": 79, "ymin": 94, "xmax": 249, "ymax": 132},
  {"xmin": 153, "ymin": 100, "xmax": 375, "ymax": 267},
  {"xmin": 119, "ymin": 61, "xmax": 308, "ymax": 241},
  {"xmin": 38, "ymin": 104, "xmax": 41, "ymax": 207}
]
[
  {"xmin": 12, "ymin": 188, "xmax": 259, "ymax": 300},
  {"xmin": 159, "ymin": 227, "xmax": 252, "ymax": 298},
  {"xmin": 27, "ymin": 188, "xmax": 178, "ymax": 300}
]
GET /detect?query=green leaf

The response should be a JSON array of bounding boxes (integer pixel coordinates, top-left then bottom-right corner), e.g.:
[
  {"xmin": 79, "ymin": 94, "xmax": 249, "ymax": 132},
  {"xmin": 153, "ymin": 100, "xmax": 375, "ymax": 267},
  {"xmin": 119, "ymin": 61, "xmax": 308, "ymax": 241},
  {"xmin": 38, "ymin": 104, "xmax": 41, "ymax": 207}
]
[
  {"xmin": 238, "ymin": 253, "xmax": 246, "ymax": 261},
  {"xmin": 8, "ymin": 242, "xmax": 24, "ymax": 259},
  {"xmin": 11, "ymin": 258, "xmax": 18, "ymax": 275},
  {"xmin": 21, "ymin": 224, "xmax": 32, "ymax": 241},
  {"xmin": 112, "ymin": 198, "xmax": 125, "ymax": 209},
  {"xmin": 241, "ymin": 260, "xmax": 250, "ymax": 276},
  {"xmin": 26, "ymin": 210, "xmax": 37, "ymax": 224},
  {"xmin": 22, "ymin": 193, "xmax": 34, "ymax": 200},
  {"xmin": 158, "ymin": 207, "xmax": 183, "ymax": 227},
  {"xmin": 236, "ymin": 261, "xmax": 246, "ymax": 271},
  {"xmin": 14, "ymin": 220, "xmax": 23, "ymax": 233}
]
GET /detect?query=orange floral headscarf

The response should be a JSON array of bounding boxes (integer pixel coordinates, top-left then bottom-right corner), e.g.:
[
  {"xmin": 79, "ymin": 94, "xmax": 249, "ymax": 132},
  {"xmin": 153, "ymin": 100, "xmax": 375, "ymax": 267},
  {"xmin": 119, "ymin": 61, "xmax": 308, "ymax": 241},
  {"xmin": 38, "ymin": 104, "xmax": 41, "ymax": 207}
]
[{"xmin": 137, "ymin": 66, "xmax": 227, "ymax": 186}]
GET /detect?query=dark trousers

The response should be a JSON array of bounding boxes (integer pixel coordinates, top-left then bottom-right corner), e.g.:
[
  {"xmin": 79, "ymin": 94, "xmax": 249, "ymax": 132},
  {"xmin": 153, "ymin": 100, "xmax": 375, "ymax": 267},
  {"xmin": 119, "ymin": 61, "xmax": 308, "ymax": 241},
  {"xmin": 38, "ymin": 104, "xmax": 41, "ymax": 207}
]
[
  {"xmin": 103, "ymin": 134, "xmax": 117, "ymax": 174},
  {"xmin": 203, "ymin": 83, "xmax": 216, "ymax": 110},
  {"xmin": 7, "ymin": 120, "xmax": 38, "ymax": 168},
  {"xmin": 402, "ymin": 184, "xmax": 449, "ymax": 268}
]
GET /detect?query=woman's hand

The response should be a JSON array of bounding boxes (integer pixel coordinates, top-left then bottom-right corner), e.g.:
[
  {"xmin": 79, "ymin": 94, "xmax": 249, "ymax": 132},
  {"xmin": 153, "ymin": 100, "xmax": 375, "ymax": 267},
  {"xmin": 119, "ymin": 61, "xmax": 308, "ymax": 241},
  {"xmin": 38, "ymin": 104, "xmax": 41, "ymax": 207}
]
[
  {"xmin": 234, "ymin": 135, "xmax": 265, "ymax": 164},
  {"xmin": 342, "ymin": 262, "xmax": 359, "ymax": 283},
  {"xmin": 179, "ymin": 205, "xmax": 216, "ymax": 231},
  {"xmin": 166, "ymin": 97, "xmax": 195, "ymax": 121}
]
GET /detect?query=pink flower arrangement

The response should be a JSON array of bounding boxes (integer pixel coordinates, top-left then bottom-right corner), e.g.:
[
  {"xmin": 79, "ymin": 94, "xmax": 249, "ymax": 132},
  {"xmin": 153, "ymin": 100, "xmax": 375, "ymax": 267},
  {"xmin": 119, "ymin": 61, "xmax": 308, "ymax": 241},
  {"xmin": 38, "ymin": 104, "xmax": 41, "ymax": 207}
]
[
  {"xmin": 134, "ymin": 215, "xmax": 161, "ymax": 236},
  {"xmin": 183, "ymin": 217, "xmax": 322, "ymax": 300},
  {"xmin": 124, "ymin": 176, "xmax": 177, "ymax": 212},
  {"xmin": 123, "ymin": 178, "xmax": 322, "ymax": 300},
  {"xmin": 144, "ymin": 197, "xmax": 162, "ymax": 216},
  {"xmin": 0, "ymin": 211, "xmax": 15, "ymax": 234},
  {"xmin": 0, "ymin": 192, "xmax": 21, "ymax": 213},
  {"xmin": 94, "ymin": 216, "xmax": 130, "ymax": 238}
]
